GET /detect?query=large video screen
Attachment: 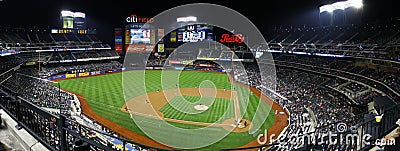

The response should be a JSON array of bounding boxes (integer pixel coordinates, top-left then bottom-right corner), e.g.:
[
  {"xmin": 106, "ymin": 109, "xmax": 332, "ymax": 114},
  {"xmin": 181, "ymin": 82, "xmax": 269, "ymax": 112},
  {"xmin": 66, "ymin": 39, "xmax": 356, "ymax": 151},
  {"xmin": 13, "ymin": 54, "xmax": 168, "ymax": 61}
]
[
  {"xmin": 63, "ymin": 18, "xmax": 74, "ymax": 29},
  {"xmin": 130, "ymin": 29, "xmax": 150, "ymax": 44},
  {"xmin": 73, "ymin": 18, "xmax": 86, "ymax": 30},
  {"xmin": 177, "ymin": 24, "xmax": 213, "ymax": 42},
  {"xmin": 183, "ymin": 30, "xmax": 206, "ymax": 42}
]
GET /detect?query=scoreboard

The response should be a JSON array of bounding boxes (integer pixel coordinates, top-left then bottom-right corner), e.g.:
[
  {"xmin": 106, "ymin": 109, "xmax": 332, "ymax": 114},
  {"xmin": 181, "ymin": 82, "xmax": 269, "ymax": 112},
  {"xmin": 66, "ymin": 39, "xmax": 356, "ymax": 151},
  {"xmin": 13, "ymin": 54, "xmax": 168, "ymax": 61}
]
[
  {"xmin": 177, "ymin": 24, "xmax": 213, "ymax": 43},
  {"xmin": 51, "ymin": 29, "xmax": 94, "ymax": 34},
  {"xmin": 60, "ymin": 10, "xmax": 86, "ymax": 30}
]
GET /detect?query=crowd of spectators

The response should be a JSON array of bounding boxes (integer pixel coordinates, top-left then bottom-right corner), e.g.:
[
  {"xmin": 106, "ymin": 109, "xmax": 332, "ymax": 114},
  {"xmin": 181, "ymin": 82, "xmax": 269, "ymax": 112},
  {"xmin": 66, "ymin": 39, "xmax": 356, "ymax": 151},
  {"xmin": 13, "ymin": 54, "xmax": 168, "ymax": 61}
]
[
  {"xmin": 119, "ymin": 53, "xmax": 397, "ymax": 150},
  {"xmin": 232, "ymin": 62, "xmax": 381, "ymax": 150},
  {"xmin": 0, "ymin": 55, "xmax": 24, "ymax": 72},
  {"xmin": 343, "ymin": 82, "xmax": 368, "ymax": 93},
  {"xmin": 0, "ymin": 60, "xmax": 149, "ymax": 150},
  {"xmin": 64, "ymin": 108, "xmax": 142, "ymax": 151},
  {"xmin": 0, "ymin": 27, "xmax": 111, "ymax": 53},
  {"xmin": 1, "ymin": 74, "xmax": 73, "ymax": 109},
  {"xmin": 264, "ymin": 21, "xmax": 400, "ymax": 61},
  {"xmin": 273, "ymin": 53, "xmax": 400, "ymax": 101}
]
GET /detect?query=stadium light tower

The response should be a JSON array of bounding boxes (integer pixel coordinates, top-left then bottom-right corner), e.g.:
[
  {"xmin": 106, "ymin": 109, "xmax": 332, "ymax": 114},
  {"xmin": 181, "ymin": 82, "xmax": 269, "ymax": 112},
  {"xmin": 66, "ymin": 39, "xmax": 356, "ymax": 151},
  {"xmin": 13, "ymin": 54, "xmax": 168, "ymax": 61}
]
[
  {"xmin": 319, "ymin": 0, "xmax": 363, "ymax": 13},
  {"xmin": 319, "ymin": 0, "xmax": 363, "ymax": 26}
]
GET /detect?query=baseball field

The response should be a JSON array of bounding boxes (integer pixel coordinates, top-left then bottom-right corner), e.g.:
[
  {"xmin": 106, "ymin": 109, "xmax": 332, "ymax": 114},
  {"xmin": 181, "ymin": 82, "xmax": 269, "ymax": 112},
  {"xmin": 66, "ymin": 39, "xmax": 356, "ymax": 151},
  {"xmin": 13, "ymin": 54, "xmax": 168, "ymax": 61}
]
[{"xmin": 58, "ymin": 70, "xmax": 288, "ymax": 150}]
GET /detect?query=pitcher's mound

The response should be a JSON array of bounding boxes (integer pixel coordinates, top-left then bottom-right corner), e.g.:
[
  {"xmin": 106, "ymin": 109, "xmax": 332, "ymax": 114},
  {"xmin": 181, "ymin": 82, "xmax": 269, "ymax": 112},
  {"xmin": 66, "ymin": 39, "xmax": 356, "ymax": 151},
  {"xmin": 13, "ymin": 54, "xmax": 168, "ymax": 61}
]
[{"xmin": 194, "ymin": 104, "xmax": 209, "ymax": 111}]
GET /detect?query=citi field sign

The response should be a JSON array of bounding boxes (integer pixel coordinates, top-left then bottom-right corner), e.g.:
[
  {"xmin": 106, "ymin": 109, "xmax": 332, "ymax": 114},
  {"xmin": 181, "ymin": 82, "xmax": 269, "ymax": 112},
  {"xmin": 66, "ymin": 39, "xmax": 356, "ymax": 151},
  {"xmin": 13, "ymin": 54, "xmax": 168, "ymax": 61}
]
[{"xmin": 126, "ymin": 14, "xmax": 154, "ymax": 23}]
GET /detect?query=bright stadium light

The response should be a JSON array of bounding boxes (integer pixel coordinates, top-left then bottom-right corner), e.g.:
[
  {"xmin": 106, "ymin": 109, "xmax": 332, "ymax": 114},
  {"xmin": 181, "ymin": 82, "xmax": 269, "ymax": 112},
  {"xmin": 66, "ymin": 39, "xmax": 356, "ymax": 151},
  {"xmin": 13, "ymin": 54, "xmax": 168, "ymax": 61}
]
[
  {"xmin": 61, "ymin": 10, "xmax": 74, "ymax": 17},
  {"xmin": 348, "ymin": 0, "xmax": 363, "ymax": 9},
  {"xmin": 320, "ymin": 0, "xmax": 362, "ymax": 13},
  {"xmin": 332, "ymin": 1, "xmax": 346, "ymax": 10},
  {"xmin": 320, "ymin": 5, "xmax": 334, "ymax": 13},
  {"xmin": 177, "ymin": 16, "xmax": 197, "ymax": 22},
  {"xmin": 73, "ymin": 12, "xmax": 86, "ymax": 18}
]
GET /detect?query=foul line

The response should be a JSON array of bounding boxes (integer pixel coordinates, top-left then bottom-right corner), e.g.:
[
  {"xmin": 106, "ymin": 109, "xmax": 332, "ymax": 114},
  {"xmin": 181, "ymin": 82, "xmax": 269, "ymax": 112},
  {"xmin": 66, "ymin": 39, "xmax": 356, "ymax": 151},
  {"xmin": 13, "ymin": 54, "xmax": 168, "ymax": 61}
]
[{"xmin": 232, "ymin": 91, "xmax": 241, "ymax": 121}]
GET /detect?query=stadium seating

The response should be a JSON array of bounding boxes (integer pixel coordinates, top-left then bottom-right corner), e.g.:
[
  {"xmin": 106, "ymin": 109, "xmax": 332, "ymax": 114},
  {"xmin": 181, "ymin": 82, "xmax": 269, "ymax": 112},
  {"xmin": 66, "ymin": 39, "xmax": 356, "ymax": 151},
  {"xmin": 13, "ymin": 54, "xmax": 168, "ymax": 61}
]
[
  {"xmin": 272, "ymin": 53, "xmax": 399, "ymax": 100},
  {"xmin": 1, "ymin": 21, "xmax": 399, "ymax": 150},
  {"xmin": 262, "ymin": 21, "xmax": 400, "ymax": 61},
  {"xmin": 232, "ymin": 63, "xmax": 381, "ymax": 150}
]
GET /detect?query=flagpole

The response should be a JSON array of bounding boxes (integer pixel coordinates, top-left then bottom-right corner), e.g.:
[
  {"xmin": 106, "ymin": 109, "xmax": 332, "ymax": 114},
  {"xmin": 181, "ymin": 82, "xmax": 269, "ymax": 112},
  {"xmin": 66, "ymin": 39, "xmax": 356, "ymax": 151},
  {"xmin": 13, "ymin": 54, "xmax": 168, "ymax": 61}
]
[
  {"xmin": 38, "ymin": 52, "xmax": 40, "ymax": 76},
  {"xmin": 214, "ymin": 35, "xmax": 216, "ymax": 49}
]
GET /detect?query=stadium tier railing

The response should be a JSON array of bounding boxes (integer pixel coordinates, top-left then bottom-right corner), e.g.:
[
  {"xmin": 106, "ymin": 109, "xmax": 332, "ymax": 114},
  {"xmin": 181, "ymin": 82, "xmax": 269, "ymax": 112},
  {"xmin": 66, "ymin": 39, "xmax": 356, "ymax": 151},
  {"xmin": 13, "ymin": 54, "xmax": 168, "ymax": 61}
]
[{"xmin": 0, "ymin": 89, "xmax": 60, "ymax": 150}]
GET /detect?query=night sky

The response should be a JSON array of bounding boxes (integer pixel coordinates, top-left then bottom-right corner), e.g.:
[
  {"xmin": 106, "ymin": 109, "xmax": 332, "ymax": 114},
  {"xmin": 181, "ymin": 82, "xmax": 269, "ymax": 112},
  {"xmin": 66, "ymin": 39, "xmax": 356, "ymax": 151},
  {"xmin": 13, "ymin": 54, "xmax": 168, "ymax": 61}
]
[{"xmin": 0, "ymin": 0, "xmax": 399, "ymax": 45}]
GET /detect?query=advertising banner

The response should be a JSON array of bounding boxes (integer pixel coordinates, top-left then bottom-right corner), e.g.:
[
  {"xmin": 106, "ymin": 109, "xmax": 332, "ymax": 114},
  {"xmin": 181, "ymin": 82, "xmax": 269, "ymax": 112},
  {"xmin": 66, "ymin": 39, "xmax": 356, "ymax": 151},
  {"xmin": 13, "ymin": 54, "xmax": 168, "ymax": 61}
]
[
  {"xmin": 154, "ymin": 67, "xmax": 164, "ymax": 70},
  {"xmin": 170, "ymin": 31, "xmax": 177, "ymax": 42},
  {"xmin": 78, "ymin": 72, "xmax": 89, "ymax": 77},
  {"xmin": 217, "ymin": 58, "xmax": 232, "ymax": 61},
  {"xmin": 196, "ymin": 57, "xmax": 216, "ymax": 61},
  {"xmin": 47, "ymin": 74, "xmax": 66, "ymax": 81},
  {"xmin": 157, "ymin": 44, "xmax": 164, "ymax": 52},
  {"xmin": 115, "ymin": 44, "xmax": 123, "ymax": 53},
  {"xmin": 25, "ymin": 62, "xmax": 37, "ymax": 66},
  {"xmin": 126, "ymin": 44, "xmax": 155, "ymax": 52},
  {"xmin": 66, "ymin": 74, "xmax": 77, "ymax": 78},
  {"xmin": 125, "ymin": 29, "xmax": 130, "ymax": 44},
  {"xmin": 169, "ymin": 60, "xmax": 181, "ymax": 64},
  {"xmin": 181, "ymin": 60, "xmax": 193, "ymax": 65},
  {"xmin": 114, "ymin": 29, "xmax": 123, "ymax": 53},
  {"xmin": 90, "ymin": 71, "xmax": 101, "ymax": 76},
  {"xmin": 115, "ymin": 31, "xmax": 123, "ymax": 42},
  {"xmin": 112, "ymin": 68, "xmax": 123, "ymax": 72},
  {"xmin": 150, "ymin": 29, "xmax": 156, "ymax": 44},
  {"xmin": 219, "ymin": 33, "xmax": 244, "ymax": 43},
  {"xmin": 158, "ymin": 28, "xmax": 164, "ymax": 41},
  {"xmin": 198, "ymin": 64, "xmax": 213, "ymax": 67}
]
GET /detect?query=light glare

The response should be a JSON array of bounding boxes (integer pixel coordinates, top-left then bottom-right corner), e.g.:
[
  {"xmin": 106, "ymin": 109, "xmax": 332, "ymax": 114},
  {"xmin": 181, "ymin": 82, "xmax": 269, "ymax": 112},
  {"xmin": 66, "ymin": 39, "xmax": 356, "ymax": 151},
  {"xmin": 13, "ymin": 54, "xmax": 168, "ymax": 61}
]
[
  {"xmin": 61, "ymin": 10, "xmax": 74, "ymax": 17},
  {"xmin": 319, "ymin": 0, "xmax": 362, "ymax": 13}
]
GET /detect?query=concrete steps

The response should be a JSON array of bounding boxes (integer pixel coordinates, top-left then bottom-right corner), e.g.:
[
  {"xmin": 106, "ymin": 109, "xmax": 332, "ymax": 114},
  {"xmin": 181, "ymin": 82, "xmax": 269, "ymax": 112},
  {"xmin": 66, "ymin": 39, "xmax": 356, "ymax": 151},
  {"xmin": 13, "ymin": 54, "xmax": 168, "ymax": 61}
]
[{"xmin": 0, "ymin": 109, "xmax": 48, "ymax": 151}]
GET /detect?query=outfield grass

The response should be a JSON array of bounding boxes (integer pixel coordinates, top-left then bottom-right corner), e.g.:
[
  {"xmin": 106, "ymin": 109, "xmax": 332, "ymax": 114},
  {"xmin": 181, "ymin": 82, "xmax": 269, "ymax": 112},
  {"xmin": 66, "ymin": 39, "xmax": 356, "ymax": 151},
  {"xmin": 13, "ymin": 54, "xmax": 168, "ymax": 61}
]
[{"xmin": 59, "ymin": 70, "xmax": 276, "ymax": 150}]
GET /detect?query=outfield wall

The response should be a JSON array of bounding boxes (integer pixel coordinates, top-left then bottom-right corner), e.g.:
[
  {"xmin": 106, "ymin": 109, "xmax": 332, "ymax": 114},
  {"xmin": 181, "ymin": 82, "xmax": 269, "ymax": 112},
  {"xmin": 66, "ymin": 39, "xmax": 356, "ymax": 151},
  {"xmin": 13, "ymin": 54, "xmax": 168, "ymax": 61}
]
[{"xmin": 46, "ymin": 67, "xmax": 231, "ymax": 81}]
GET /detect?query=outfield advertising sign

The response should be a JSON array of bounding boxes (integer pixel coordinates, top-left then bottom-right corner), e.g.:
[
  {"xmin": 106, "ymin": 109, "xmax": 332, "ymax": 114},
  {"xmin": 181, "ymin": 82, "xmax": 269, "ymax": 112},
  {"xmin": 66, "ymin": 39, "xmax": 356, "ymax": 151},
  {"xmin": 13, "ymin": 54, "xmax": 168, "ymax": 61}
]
[
  {"xmin": 78, "ymin": 72, "xmax": 89, "ymax": 77},
  {"xmin": 66, "ymin": 73, "xmax": 77, "ymax": 78}
]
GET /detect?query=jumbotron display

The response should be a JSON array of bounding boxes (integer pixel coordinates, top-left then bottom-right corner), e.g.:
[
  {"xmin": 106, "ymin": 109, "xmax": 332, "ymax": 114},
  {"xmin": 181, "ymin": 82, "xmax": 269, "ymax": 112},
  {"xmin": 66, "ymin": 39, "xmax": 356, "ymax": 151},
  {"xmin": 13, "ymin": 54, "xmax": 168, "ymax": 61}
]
[
  {"xmin": 177, "ymin": 24, "xmax": 213, "ymax": 42},
  {"xmin": 129, "ymin": 29, "xmax": 150, "ymax": 44},
  {"xmin": 60, "ymin": 10, "xmax": 86, "ymax": 29}
]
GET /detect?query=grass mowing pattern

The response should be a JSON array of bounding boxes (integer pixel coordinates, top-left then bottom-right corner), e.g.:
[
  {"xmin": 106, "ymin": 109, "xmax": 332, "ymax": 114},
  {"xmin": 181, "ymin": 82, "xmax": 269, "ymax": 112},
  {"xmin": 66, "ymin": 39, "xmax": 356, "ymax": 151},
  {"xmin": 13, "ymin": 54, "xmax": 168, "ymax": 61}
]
[
  {"xmin": 159, "ymin": 96, "xmax": 235, "ymax": 123},
  {"xmin": 59, "ymin": 70, "xmax": 276, "ymax": 150}
]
